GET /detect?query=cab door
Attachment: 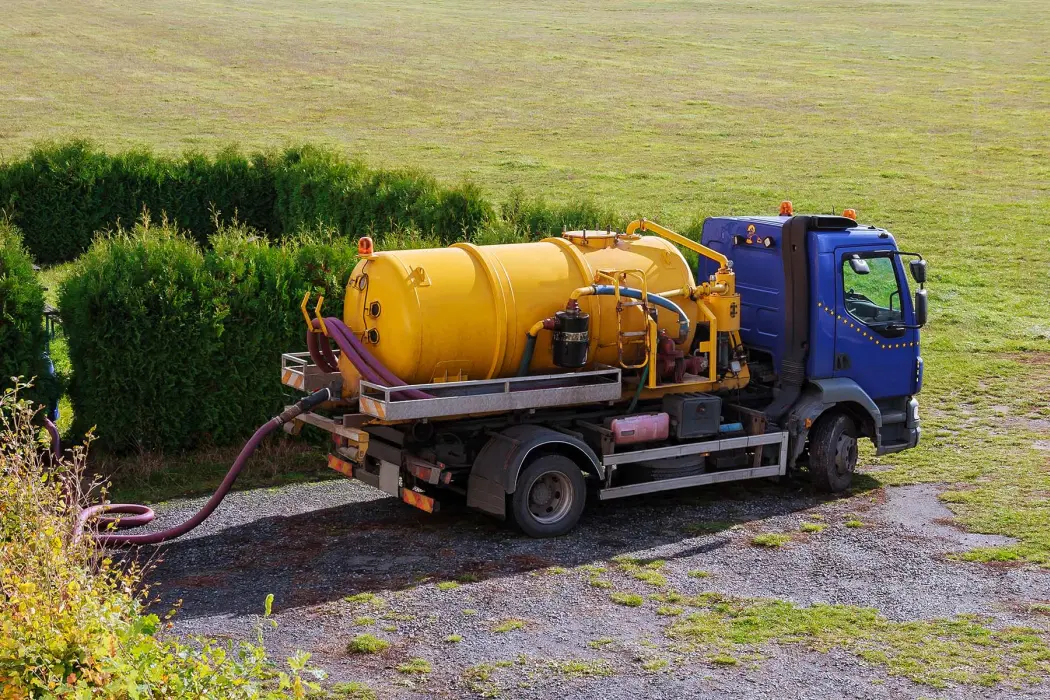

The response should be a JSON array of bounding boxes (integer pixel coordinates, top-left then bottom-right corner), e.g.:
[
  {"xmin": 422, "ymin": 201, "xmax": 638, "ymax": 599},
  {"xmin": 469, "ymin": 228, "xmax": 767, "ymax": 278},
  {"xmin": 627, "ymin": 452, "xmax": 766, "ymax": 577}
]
[{"xmin": 833, "ymin": 250, "xmax": 917, "ymax": 399}]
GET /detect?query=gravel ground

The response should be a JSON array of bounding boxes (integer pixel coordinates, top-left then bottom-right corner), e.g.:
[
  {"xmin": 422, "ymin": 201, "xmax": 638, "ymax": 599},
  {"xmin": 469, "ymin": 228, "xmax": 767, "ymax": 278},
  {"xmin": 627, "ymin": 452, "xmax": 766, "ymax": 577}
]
[{"xmin": 139, "ymin": 473, "xmax": 1050, "ymax": 699}]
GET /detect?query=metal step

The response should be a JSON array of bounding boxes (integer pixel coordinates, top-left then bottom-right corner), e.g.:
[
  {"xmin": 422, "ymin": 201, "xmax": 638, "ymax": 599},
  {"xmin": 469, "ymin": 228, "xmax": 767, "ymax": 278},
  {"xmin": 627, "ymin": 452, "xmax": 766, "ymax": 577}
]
[{"xmin": 599, "ymin": 464, "xmax": 783, "ymax": 500}]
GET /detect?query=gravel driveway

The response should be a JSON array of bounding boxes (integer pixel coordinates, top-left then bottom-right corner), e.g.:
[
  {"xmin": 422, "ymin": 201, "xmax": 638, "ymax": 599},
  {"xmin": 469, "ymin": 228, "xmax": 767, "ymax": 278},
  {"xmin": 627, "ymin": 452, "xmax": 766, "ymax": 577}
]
[{"xmin": 141, "ymin": 472, "xmax": 1050, "ymax": 699}]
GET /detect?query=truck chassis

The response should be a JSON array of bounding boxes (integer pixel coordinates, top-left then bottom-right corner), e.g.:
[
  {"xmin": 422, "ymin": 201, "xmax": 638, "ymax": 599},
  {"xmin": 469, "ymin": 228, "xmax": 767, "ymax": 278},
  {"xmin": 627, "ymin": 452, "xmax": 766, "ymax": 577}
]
[{"xmin": 281, "ymin": 350, "xmax": 790, "ymax": 535}]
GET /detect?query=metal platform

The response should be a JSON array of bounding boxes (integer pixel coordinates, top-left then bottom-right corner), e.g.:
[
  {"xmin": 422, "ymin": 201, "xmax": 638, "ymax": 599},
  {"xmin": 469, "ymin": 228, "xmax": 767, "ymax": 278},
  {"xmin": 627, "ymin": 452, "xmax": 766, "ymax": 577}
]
[
  {"xmin": 598, "ymin": 431, "xmax": 789, "ymax": 500},
  {"xmin": 358, "ymin": 367, "xmax": 623, "ymax": 421},
  {"xmin": 281, "ymin": 352, "xmax": 343, "ymax": 393}
]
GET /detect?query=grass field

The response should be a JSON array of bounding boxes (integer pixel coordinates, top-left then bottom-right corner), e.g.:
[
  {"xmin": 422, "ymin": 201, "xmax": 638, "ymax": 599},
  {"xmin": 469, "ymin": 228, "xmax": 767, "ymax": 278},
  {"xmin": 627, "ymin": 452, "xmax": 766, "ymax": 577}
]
[{"xmin": 3, "ymin": 0, "xmax": 1050, "ymax": 561}]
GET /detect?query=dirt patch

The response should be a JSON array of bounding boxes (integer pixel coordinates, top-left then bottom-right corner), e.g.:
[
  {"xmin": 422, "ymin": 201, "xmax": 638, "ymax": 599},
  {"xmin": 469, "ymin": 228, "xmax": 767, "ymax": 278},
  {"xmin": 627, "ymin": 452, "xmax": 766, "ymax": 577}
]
[{"xmin": 879, "ymin": 484, "xmax": 1018, "ymax": 549}]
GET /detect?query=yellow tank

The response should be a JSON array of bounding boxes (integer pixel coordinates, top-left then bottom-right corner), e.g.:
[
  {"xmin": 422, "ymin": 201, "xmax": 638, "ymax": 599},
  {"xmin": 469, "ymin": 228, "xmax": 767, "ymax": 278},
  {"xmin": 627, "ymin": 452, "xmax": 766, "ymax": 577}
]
[{"xmin": 341, "ymin": 231, "xmax": 701, "ymax": 386}]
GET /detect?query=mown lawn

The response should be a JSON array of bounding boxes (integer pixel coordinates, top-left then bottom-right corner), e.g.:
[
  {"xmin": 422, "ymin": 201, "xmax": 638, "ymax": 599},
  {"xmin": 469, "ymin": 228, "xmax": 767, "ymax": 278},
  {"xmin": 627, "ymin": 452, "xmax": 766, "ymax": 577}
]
[{"xmin": 3, "ymin": 0, "xmax": 1049, "ymax": 561}]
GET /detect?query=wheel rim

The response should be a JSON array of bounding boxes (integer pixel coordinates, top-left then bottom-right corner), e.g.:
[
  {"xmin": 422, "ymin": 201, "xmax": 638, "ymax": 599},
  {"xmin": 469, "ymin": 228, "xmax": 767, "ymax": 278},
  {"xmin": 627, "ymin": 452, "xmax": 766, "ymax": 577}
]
[
  {"xmin": 527, "ymin": 471, "xmax": 574, "ymax": 524},
  {"xmin": 833, "ymin": 433, "xmax": 858, "ymax": 477}
]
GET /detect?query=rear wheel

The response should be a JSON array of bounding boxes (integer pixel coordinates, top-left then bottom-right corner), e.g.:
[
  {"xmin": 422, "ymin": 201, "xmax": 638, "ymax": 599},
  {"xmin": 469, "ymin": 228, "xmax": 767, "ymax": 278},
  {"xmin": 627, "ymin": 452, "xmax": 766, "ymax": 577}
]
[
  {"xmin": 809, "ymin": 413, "xmax": 858, "ymax": 493},
  {"xmin": 510, "ymin": 454, "xmax": 587, "ymax": 538}
]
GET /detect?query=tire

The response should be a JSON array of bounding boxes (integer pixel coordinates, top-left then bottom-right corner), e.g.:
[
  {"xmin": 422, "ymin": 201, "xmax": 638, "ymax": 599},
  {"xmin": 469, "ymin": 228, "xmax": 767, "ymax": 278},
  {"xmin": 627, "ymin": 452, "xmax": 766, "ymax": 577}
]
[
  {"xmin": 509, "ymin": 454, "xmax": 587, "ymax": 538},
  {"xmin": 808, "ymin": 413, "xmax": 858, "ymax": 493}
]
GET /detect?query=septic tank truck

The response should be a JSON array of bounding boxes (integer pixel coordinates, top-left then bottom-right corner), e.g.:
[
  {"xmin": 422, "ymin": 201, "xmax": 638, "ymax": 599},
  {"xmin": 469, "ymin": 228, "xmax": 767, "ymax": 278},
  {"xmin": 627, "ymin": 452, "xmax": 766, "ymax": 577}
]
[{"xmin": 280, "ymin": 203, "xmax": 928, "ymax": 537}]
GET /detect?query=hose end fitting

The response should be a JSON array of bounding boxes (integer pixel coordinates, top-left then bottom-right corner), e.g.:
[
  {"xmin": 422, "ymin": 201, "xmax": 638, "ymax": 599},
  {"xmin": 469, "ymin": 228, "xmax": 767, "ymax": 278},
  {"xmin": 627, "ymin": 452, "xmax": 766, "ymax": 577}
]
[{"xmin": 277, "ymin": 388, "xmax": 332, "ymax": 426}]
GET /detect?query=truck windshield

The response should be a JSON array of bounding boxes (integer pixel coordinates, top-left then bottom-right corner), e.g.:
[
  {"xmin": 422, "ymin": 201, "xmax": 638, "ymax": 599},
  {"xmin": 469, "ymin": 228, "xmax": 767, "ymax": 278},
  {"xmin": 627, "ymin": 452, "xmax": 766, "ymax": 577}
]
[{"xmin": 842, "ymin": 254, "xmax": 903, "ymax": 327}]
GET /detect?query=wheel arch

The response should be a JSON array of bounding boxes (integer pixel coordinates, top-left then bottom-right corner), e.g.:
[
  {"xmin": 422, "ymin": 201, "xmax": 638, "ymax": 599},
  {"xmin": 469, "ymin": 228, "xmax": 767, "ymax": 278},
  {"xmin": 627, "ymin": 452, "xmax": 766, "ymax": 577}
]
[
  {"xmin": 787, "ymin": 378, "xmax": 882, "ymax": 465},
  {"xmin": 466, "ymin": 424, "xmax": 601, "ymax": 518}
]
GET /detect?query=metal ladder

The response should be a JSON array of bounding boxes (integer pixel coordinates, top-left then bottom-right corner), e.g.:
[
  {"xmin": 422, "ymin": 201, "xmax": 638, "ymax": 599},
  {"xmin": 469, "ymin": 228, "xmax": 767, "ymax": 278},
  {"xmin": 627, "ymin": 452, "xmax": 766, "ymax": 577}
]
[{"xmin": 595, "ymin": 269, "xmax": 653, "ymax": 370}]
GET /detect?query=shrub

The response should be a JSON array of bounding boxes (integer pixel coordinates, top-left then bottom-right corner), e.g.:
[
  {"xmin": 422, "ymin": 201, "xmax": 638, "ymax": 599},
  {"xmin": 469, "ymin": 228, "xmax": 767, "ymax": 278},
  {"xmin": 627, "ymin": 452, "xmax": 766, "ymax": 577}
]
[
  {"xmin": 272, "ymin": 145, "xmax": 491, "ymax": 245},
  {"xmin": 0, "ymin": 223, "xmax": 57, "ymax": 405},
  {"xmin": 500, "ymin": 187, "xmax": 620, "ymax": 238},
  {"xmin": 58, "ymin": 221, "xmax": 356, "ymax": 452},
  {"xmin": 0, "ymin": 142, "xmax": 278, "ymax": 264},
  {"xmin": 396, "ymin": 658, "xmax": 432, "ymax": 674},
  {"xmin": 201, "ymin": 230, "xmax": 356, "ymax": 443},
  {"xmin": 0, "ymin": 383, "xmax": 321, "ymax": 698},
  {"xmin": 58, "ymin": 223, "xmax": 225, "ymax": 451},
  {"xmin": 0, "ymin": 142, "xmax": 493, "ymax": 263}
]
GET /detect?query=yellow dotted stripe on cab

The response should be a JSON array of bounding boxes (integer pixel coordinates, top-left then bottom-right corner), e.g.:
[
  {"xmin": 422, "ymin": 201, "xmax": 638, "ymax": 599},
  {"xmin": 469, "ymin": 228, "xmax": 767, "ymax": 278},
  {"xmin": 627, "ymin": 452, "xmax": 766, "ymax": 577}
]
[{"xmin": 816, "ymin": 301, "xmax": 918, "ymax": 350}]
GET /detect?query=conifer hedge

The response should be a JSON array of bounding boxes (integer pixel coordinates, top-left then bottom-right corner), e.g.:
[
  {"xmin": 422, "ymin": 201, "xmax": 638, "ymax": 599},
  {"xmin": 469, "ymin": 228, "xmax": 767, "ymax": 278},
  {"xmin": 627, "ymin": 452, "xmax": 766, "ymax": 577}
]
[
  {"xmin": 0, "ymin": 142, "xmax": 623, "ymax": 265},
  {"xmin": 0, "ymin": 222, "xmax": 57, "ymax": 405},
  {"xmin": 58, "ymin": 223, "xmax": 356, "ymax": 452},
  {"xmin": 9, "ymin": 141, "xmax": 626, "ymax": 452},
  {"xmin": 0, "ymin": 143, "xmax": 496, "ymax": 264}
]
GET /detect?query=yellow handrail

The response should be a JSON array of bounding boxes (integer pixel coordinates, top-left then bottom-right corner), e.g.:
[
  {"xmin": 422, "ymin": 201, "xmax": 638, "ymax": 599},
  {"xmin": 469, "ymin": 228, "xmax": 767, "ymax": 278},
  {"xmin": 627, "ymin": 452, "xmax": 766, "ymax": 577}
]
[{"xmin": 625, "ymin": 219, "xmax": 729, "ymax": 270}]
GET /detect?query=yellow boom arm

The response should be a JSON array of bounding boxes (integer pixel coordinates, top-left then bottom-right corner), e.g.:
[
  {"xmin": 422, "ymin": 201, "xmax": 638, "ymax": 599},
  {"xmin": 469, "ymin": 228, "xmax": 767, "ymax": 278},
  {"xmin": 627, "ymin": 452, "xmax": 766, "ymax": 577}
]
[{"xmin": 625, "ymin": 219, "xmax": 730, "ymax": 271}]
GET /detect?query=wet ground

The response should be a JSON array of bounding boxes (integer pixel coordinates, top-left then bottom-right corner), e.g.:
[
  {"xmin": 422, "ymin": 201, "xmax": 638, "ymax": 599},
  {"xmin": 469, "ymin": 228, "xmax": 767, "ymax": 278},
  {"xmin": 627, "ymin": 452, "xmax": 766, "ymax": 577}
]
[{"xmin": 141, "ymin": 472, "xmax": 1050, "ymax": 699}]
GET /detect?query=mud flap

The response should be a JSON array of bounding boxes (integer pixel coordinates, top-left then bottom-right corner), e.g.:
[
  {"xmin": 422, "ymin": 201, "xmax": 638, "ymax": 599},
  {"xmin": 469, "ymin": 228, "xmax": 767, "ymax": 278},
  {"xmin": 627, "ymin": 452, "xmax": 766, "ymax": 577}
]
[{"xmin": 467, "ymin": 472, "xmax": 507, "ymax": 518}]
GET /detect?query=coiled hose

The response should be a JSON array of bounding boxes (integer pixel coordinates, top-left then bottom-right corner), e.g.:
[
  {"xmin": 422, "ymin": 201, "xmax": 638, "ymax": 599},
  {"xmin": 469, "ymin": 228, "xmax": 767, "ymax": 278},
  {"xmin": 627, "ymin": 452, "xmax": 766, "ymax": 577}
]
[
  {"xmin": 76, "ymin": 388, "xmax": 333, "ymax": 546},
  {"xmin": 76, "ymin": 317, "xmax": 432, "ymax": 546}
]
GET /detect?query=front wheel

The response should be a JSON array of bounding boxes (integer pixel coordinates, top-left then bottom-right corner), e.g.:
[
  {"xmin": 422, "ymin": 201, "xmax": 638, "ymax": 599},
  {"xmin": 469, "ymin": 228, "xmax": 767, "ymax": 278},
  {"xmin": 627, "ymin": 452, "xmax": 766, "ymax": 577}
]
[
  {"xmin": 808, "ymin": 413, "xmax": 858, "ymax": 493},
  {"xmin": 510, "ymin": 454, "xmax": 587, "ymax": 538}
]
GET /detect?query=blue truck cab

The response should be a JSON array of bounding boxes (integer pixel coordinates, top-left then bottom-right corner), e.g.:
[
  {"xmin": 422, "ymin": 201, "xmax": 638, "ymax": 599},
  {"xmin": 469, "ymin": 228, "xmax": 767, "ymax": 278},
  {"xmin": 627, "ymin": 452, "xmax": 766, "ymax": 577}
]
[{"xmin": 699, "ymin": 211, "xmax": 927, "ymax": 489}]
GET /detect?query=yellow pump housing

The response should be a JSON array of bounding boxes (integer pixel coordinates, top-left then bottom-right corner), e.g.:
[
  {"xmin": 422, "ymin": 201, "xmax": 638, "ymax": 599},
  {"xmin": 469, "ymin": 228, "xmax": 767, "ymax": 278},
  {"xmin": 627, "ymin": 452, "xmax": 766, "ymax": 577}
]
[{"xmin": 340, "ymin": 221, "xmax": 748, "ymax": 397}]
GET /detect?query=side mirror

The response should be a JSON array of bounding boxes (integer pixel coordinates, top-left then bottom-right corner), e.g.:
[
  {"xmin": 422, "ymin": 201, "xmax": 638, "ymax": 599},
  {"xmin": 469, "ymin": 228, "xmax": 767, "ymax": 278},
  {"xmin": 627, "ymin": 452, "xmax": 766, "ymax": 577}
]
[
  {"xmin": 909, "ymin": 259, "xmax": 927, "ymax": 285},
  {"xmin": 914, "ymin": 288, "xmax": 928, "ymax": 327},
  {"xmin": 848, "ymin": 256, "xmax": 870, "ymax": 275}
]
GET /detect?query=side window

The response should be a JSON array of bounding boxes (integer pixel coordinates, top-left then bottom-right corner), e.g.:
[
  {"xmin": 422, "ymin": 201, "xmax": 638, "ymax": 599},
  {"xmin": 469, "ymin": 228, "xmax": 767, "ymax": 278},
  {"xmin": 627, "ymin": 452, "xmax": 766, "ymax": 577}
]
[{"xmin": 842, "ymin": 255, "xmax": 903, "ymax": 329}]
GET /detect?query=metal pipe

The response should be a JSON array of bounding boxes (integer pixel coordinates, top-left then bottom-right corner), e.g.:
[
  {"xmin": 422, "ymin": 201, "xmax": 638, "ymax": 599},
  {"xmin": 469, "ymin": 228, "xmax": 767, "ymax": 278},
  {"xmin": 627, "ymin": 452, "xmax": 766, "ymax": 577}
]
[
  {"xmin": 625, "ymin": 219, "xmax": 730, "ymax": 270},
  {"xmin": 517, "ymin": 334, "xmax": 538, "ymax": 377},
  {"xmin": 568, "ymin": 286, "xmax": 597, "ymax": 301},
  {"xmin": 590, "ymin": 285, "xmax": 691, "ymax": 342}
]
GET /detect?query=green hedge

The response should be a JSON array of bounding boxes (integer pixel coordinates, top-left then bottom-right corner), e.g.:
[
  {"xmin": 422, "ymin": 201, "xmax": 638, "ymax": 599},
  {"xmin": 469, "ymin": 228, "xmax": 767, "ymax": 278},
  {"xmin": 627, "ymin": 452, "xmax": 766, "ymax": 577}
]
[
  {"xmin": 0, "ymin": 142, "xmax": 495, "ymax": 264},
  {"xmin": 0, "ymin": 142, "xmax": 628, "ymax": 264},
  {"xmin": 59, "ymin": 223, "xmax": 356, "ymax": 452},
  {"xmin": 499, "ymin": 188, "xmax": 620, "ymax": 236},
  {"xmin": 0, "ymin": 222, "xmax": 57, "ymax": 404}
]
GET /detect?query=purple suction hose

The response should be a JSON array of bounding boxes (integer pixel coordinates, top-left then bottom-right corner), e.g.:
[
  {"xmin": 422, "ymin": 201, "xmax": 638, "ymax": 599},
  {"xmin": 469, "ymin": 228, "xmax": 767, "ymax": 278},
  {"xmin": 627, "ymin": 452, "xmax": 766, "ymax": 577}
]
[
  {"xmin": 323, "ymin": 317, "xmax": 432, "ymax": 400},
  {"xmin": 42, "ymin": 416, "xmax": 61, "ymax": 463},
  {"xmin": 307, "ymin": 319, "xmax": 340, "ymax": 373},
  {"xmin": 77, "ymin": 313, "xmax": 434, "ymax": 546},
  {"xmin": 77, "ymin": 388, "xmax": 332, "ymax": 546}
]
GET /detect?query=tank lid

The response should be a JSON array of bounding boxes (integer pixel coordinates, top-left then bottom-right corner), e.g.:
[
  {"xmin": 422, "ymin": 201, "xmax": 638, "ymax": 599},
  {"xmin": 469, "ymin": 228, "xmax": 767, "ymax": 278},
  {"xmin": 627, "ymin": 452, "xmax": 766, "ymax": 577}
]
[{"xmin": 563, "ymin": 229, "xmax": 619, "ymax": 249}]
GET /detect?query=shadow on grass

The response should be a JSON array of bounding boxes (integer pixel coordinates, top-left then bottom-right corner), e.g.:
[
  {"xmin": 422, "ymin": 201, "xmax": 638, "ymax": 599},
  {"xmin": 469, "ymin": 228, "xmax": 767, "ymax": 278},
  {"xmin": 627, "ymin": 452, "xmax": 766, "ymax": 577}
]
[{"xmin": 143, "ymin": 470, "xmax": 882, "ymax": 620}]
